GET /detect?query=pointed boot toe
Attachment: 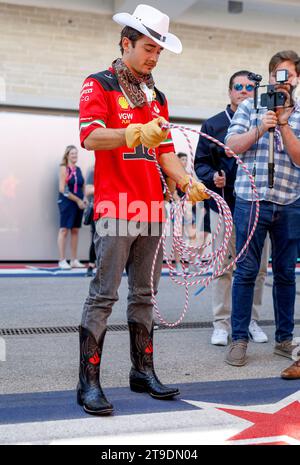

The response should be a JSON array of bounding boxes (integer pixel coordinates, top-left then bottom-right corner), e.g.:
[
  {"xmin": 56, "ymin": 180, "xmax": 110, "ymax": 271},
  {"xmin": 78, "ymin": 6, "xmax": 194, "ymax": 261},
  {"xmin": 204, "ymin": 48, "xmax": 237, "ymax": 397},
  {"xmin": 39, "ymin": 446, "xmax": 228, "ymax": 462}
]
[{"xmin": 128, "ymin": 321, "xmax": 180, "ymax": 400}]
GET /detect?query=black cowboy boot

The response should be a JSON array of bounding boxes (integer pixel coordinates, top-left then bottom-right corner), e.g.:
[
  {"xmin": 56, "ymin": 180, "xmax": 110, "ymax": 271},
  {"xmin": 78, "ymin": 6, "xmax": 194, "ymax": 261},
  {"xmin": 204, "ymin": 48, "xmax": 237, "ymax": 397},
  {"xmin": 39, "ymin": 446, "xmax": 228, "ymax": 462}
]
[
  {"xmin": 128, "ymin": 321, "xmax": 180, "ymax": 399},
  {"xmin": 77, "ymin": 326, "xmax": 114, "ymax": 415}
]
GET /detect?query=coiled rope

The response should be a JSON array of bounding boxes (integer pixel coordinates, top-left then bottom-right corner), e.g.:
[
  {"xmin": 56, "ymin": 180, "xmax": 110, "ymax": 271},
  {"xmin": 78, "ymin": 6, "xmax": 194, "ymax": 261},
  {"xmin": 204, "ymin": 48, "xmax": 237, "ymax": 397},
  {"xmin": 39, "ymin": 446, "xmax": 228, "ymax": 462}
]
[{"xmin": 150, "ymin": 123, "xmax": 260, "ymax": 327}]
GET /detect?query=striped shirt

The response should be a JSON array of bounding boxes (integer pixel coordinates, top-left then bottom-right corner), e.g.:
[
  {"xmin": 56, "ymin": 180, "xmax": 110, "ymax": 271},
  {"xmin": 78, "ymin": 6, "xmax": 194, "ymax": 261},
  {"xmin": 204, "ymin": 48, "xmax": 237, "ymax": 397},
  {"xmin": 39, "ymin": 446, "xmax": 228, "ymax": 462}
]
[{"xmin": 225, "ymin": 98, "xmax": 300, "ymax": 205}]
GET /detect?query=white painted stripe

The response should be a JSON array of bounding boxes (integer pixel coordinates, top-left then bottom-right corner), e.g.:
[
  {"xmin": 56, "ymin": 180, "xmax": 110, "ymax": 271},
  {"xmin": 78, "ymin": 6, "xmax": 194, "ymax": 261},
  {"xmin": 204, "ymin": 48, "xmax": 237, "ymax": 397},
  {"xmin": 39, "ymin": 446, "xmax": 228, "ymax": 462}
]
[
  {"xmin": 227, "ymin": 435, "xmax": 300, "ymax": 445},
  {"xmin": 0, "ymin": 409, "xmax": 250, "ymax": 445},
  {"xmin": 1, "ymin": 266, "xmax": 298, "ymax": 277},
  {"xmin": 50, "ymin": 428, "xmax": 239, "ymax": 445}
]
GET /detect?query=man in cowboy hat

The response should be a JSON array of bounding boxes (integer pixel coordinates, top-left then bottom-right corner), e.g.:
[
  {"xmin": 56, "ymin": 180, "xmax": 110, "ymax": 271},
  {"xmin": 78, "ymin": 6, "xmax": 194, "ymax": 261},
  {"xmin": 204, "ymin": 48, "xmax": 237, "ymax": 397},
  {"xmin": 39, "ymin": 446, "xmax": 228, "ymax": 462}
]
[{"xmin": 77, "ymin": 4, "xmax": 209, "ymax": 415}]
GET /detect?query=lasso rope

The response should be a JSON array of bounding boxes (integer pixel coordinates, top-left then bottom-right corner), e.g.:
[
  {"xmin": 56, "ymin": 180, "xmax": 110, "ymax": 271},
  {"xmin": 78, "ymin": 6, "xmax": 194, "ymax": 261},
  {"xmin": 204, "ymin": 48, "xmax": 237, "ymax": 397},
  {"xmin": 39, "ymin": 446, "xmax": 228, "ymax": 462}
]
[{"xmin": 150, "ymin": 123, "xmax": 260, "ymax": 327}]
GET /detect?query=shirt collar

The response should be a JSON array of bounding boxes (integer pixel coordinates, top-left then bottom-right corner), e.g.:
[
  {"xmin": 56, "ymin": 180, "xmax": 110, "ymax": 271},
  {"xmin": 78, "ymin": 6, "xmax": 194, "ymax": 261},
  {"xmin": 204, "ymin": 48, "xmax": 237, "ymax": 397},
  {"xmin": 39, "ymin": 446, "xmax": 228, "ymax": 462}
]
[{"xmin": 226, "ymin": 104, "xmax": 235, "ymax": 118}]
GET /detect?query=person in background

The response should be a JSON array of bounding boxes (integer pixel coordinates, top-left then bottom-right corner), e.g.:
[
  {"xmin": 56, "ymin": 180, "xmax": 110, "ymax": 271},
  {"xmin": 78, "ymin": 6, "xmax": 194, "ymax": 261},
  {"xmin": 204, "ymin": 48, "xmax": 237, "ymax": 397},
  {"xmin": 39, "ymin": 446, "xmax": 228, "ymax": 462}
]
[
  {"xmin": 57, "ymin": 145, "xmax": 87, "ymax": 269},
  {"xmin": 224, "ymin": 50, "xmax": 300, "ymax": 366},
  {"xmin": 280, "ymin": 92, "xmax": 300, "ymax": 380},
  {"xmin": 85, "ymin": 165, "xmax": 96, "ymax": 277},
  {"xmin": 195, "ymin": 70, "xmax": 269, "ymax": 346}
]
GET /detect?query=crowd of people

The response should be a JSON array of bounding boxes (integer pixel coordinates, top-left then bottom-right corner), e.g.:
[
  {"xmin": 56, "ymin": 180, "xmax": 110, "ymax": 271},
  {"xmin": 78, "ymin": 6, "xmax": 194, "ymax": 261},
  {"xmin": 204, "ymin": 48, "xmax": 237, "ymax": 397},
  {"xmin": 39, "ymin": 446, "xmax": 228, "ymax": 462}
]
[{"xmin": 54, "ymin": 4, "xmax": 300, "ymax": 415}]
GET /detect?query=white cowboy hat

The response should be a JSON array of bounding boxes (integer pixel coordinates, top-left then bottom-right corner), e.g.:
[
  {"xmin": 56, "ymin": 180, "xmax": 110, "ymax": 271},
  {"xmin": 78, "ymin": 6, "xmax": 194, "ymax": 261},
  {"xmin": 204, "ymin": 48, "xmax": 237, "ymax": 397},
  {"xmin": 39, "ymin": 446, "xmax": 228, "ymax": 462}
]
[{"xmin": 113, "ymin": 4, "xmax": 182, "ymax": 54}]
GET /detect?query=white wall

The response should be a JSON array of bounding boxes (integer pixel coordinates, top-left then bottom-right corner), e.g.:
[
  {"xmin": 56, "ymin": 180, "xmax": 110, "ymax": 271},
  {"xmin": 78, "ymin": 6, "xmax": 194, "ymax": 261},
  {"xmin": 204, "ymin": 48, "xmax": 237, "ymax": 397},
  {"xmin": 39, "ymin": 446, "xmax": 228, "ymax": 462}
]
[
  {"xmin": 0, "ymin": 111, "xmax": 94, "ymax": 260},
  {"xmin": 0, "ymin": 110, "xmax": 200, "ymax": 260}
]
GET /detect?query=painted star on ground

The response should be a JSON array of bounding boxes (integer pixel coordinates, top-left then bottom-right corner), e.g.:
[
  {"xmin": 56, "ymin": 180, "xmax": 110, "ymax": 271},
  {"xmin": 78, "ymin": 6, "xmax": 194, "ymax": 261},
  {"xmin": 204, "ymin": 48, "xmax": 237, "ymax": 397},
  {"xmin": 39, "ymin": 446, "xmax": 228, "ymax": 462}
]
[
  {"xmin": 219, "ymin": 400, "xmax": 300, "ymax": 444},
  {"xmin": 183, "ymin": 390, "xmax": 300, "ymax": 445}
]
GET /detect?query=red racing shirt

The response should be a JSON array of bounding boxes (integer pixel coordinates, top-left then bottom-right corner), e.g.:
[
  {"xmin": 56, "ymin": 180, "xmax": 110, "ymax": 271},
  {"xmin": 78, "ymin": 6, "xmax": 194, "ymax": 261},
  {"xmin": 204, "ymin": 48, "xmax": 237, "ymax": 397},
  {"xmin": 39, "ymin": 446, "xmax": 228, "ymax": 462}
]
[{"xmin": 79, "ymin": 68, "xmax": 175, "ymax": 222}]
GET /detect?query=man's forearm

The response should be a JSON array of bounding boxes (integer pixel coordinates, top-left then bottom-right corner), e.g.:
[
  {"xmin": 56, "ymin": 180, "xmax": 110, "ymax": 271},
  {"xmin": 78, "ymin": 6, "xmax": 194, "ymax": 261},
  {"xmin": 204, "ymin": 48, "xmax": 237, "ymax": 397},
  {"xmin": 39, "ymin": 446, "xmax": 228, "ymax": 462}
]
[
  {"xmin": 84, "ymin": 128, "xmax": 126, "ymax": 150},
  {"xmin": 279, "ymin": 124, "xmax": 300, "ymax": 165},
  {"xmin": 159, "ymin": 152, "xmax": 189, "ymax": 185},
  {"xmin": 226, "ymin": 126, "xmax": 262, "ymax": 156}
]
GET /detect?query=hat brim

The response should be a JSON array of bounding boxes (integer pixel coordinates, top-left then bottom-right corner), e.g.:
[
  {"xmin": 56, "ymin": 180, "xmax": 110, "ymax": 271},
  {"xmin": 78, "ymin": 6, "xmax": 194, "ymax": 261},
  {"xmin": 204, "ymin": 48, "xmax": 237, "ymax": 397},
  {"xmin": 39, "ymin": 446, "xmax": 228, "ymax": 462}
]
[{"xmin": 113, "ymin": 12, "xmax": 182, "ymax": 54}]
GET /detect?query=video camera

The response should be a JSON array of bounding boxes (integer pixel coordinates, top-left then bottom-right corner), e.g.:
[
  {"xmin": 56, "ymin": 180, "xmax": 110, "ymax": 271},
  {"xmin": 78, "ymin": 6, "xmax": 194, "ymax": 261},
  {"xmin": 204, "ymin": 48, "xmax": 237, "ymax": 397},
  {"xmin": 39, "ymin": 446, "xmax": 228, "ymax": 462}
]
[
  {"xmin": 248, "ymin": 69, "xmax": 290, "ymax": 111},
  {"xmin": 247, "ymin": 70, "xmax": 292, "ymax": 189}
]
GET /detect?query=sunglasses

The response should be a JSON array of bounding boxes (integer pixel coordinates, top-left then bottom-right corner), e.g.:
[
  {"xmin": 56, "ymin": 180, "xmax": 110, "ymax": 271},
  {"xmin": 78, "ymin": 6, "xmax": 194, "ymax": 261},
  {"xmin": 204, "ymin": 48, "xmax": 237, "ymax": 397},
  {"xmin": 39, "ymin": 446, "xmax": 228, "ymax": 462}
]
[{"xmin": 233, "ymin": 83, "xmax": 255, "ymax": 92}]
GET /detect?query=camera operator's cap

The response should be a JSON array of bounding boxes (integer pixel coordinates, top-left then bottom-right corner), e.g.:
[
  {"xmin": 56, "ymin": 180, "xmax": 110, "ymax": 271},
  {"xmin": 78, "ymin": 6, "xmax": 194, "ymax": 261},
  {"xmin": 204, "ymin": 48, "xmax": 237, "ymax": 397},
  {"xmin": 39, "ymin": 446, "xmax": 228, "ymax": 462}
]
[{"xmin": 113, "ymin": 4, "xmax": 182, "ymax": 54}]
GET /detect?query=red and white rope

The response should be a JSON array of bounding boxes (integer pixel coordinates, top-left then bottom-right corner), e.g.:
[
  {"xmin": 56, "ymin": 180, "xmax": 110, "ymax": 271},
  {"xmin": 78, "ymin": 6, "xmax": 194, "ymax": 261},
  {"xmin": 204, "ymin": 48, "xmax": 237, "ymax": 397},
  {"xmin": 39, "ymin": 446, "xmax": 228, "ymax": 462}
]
[{"xmin": 150, "ymin": 123, "xmax": 260, "ymax": 327}]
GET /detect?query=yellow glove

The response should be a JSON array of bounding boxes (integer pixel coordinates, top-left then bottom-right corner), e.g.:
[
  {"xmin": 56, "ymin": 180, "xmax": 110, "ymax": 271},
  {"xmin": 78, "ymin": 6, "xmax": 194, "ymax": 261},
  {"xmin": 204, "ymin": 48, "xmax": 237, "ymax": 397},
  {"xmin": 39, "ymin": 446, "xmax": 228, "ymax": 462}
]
[
  {"xmin": 178, "ymin": 175, "xmax": 210, "ymax": 203},
  {"xmin": 140, "ymin": 117, "xmax": 169, "ymax": 148},
  {"xmin": 125, "ymin": 123, "xmax": 143, "ymax": 148},
  {"xmin": 125, "ymin": 117, "xmax": 169, "ymax": 149}
]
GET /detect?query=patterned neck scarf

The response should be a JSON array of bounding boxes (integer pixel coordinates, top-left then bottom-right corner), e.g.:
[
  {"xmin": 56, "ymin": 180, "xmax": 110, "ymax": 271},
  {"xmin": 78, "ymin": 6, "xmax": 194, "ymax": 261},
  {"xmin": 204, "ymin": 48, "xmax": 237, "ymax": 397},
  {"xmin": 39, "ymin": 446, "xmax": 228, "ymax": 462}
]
[{"xmin": 112, "ymin": 58, "xmax": 155, "ymax": 108}]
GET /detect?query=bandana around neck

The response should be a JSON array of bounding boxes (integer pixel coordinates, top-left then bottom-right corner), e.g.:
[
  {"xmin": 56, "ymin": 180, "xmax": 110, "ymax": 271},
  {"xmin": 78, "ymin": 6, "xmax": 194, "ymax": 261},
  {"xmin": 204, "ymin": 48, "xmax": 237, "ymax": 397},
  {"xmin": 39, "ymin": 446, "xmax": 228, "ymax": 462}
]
[{"xmin": 112, "ymin": 58, "xmax": 155, "ymax": 108}]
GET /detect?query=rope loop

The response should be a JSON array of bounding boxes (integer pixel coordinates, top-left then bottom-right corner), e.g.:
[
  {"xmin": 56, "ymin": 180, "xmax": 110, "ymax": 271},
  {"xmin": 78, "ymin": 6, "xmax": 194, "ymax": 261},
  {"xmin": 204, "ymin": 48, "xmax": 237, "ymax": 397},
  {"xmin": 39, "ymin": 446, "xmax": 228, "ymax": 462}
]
[{"xmin": 150, "ymin": 123, "xmax": 260, "ymax": 327}]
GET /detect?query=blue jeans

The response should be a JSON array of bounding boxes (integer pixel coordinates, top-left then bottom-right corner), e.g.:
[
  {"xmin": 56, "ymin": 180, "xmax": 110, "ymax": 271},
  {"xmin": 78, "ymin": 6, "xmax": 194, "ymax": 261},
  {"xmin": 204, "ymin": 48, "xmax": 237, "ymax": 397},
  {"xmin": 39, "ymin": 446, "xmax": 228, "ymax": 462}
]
[{"xmin": 232, "ymin": 197, "xmax": 300, "ymax": 343}]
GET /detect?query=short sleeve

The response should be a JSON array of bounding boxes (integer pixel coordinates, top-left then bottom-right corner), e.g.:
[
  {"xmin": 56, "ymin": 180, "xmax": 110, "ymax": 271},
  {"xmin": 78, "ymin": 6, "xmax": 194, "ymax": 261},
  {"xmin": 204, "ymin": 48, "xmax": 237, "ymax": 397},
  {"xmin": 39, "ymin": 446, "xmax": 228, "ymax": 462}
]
[
  {"xmin": 79, "ymin": 78, "xmax": 108, "ymax": 147},
  {"xmin": 225, "ymin": 99, "xmax": 252, "ymax": 144}
]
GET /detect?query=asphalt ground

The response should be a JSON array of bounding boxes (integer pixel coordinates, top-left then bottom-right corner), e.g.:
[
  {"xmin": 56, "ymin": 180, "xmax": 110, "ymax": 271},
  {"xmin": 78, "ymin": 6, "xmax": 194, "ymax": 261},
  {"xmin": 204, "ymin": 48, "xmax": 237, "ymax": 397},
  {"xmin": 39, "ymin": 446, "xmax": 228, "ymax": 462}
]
[{"xmin": 0, "ymin": 273, "xmax": 300, "ymax": 445}]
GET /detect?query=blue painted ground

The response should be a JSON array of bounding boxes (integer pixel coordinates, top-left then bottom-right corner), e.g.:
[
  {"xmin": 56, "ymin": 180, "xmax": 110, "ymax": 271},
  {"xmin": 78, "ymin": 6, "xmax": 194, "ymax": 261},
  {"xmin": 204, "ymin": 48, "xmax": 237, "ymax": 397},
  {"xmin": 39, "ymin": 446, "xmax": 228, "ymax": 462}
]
[{"xmin": 1, "ymin": 378, "xmax": 299, "ymax": 426}]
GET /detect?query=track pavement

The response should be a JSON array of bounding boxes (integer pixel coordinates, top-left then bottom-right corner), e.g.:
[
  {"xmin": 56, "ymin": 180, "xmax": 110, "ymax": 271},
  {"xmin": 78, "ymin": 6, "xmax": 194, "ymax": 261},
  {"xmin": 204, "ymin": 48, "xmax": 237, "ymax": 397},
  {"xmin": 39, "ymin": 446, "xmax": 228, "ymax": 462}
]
[{"xmin": 0, "ymin": 269, "xmax": 299, "ymax": 445}]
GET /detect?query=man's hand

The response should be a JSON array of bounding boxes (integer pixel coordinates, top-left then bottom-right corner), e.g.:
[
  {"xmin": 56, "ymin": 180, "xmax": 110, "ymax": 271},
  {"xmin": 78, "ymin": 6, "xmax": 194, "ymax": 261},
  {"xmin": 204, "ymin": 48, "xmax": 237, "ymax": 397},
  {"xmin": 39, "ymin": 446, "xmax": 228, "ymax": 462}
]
[
  {"xmin": 178, "ymin": 174, "xmax": 210, "ymax": 203},
  {"xmin": 125, "ymin": 117, "xmax": 169, "ymax": 148},
  {"xmin": 276, "ymin": 88, "xmax": 294, "ymax": 125},
  {"xmin": 277, "ymin": 107, "xmax": 293, "ymax": 126},
  {"xmin": 259, "ymin": 110, "xmax": 278, "ymax": 135},
  {"xmin": 213, "ymin": 170, "xmax": 226, "ymax": 188},
  {"xmin": 140, "ymin": 117, "xmax": 169, "ymax": 148},
  {"xmin": 125, "ymin": 123, "xmax": 143, "ymax": 148}
]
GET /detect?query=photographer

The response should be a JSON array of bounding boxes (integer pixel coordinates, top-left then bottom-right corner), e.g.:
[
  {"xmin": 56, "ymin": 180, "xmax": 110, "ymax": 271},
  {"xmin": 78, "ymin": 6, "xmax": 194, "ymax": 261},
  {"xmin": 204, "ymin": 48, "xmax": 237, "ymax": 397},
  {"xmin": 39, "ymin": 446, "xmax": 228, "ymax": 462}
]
[
  {"xmin": 224, "ymin": 50, "xmax": 300, "ymax": 367},
  {"xmin": 195, "ymin": 70, "xmax": 268, "ymax": 347}
]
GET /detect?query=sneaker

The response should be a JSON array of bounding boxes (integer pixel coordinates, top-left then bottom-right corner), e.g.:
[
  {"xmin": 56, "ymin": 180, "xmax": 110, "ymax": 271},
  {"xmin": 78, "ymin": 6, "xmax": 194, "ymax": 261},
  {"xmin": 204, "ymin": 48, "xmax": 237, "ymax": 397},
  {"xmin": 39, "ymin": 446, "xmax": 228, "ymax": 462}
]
[
  {"xmin": 58, "ymin": 259, "xmax": 71, "ymax": 270},
  {"xmin": 225, "ymin": 340, "xmax": 248, "ymax": 366},
  {"xmin": 248, "ymin": 320, "xmax": 268, "ymax": 343},
  {"xmin": 70, "ymin": 259, "xmax": 85, "ymax": 268},
  {"xmin": 211, "ymin": 328, "xmax": 229, "ymax": 346},
  {"xmin": 274, "ymin": 340, "xmax": 300, "ymax": 360}
]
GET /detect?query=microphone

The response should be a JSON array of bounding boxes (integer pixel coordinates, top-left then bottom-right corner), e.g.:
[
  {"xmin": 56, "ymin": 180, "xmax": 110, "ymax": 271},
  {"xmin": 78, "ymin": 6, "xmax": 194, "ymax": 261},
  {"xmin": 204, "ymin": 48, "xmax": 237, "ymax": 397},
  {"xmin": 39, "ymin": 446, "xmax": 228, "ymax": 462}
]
[
  {"xmin": 247, "ymin": 72, "xmax": 262, "ymax": 83},
  {"xmin": 209, "ymin": 143, "xmax": 223, "ymax": 176},
  {"xmin": 247, "ymin": 73, "xmax": 262, "ymax": 110}
]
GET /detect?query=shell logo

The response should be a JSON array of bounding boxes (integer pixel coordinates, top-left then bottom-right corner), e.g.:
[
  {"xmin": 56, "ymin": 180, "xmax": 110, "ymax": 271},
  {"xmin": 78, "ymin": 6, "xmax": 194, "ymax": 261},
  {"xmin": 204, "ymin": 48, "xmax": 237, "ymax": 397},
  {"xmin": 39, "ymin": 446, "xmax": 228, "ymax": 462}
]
[{"xmin": 118, "ymin": 96, "xmax": 129, "ymax": 110}]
